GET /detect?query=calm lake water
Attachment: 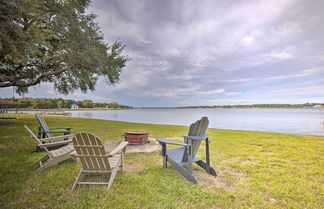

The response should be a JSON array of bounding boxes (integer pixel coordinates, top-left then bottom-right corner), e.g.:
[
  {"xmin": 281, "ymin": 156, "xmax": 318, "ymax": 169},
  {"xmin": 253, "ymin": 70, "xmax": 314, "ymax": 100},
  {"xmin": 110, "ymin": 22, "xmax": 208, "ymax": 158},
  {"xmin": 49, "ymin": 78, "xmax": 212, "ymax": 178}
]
[{"xmin": 65, "ymin": 108, "xmax": 324, "ymax": 136}]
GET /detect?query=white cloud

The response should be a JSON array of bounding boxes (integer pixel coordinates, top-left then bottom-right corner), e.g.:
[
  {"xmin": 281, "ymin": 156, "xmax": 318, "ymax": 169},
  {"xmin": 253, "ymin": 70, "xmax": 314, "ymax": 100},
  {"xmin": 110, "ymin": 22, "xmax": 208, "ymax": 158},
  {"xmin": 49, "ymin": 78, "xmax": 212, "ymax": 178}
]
[
  {"xmin": 270, "ymin": 85, "xmax": 324, "ymax": 96},
  {"xmin": 265, "ymin": 67, "xmax": 323, "ymax": 80},
  {"xmin": 269, "ymin": 51, "xmax": 292, "ymax": 59}
]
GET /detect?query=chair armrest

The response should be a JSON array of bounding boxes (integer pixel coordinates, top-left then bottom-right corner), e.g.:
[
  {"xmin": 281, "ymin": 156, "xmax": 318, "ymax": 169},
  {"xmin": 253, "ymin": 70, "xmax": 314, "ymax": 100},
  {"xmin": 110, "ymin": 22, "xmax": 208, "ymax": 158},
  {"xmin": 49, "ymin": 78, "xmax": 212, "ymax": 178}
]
[
  {"xmin": 49, "ymin": 127, "xmax": 73, "ymax": 130},
  {"xmin": 108, "ymin": 141, "xmax": 128, "ymax": 156},
  {"xmin": 39, "ymin": 134, "xmax": 74, "ymax": 143},
  {"xmin": 40, "ymin": 130, "xmax": 71, "ymax": 134},
  {"xmin": 156, "ymin": 138, "xmax": 188, "ymax": 146},
  {"xmin": 183, "ymin": 133, "xmax": 208, "ymax": 140},
  {"xmin": 39, "ymin": 139, "xmax": 73, "ymax": 148}
]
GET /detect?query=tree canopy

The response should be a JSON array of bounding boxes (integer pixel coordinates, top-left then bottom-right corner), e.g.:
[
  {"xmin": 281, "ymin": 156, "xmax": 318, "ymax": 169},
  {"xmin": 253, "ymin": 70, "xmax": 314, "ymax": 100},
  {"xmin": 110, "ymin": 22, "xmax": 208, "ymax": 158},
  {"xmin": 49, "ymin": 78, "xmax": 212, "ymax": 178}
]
[{"xmin": 0, "ymin": 0, "xmax": 128, "ymax": 94}]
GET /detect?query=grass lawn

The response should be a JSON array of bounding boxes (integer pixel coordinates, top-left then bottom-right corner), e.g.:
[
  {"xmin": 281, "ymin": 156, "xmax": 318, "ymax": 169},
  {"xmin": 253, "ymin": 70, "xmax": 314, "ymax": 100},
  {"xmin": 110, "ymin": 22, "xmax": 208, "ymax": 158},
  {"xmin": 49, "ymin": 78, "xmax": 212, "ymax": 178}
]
[{"xmin": 0, "ymin": 114, "xmax": 323, "ymax": 209}]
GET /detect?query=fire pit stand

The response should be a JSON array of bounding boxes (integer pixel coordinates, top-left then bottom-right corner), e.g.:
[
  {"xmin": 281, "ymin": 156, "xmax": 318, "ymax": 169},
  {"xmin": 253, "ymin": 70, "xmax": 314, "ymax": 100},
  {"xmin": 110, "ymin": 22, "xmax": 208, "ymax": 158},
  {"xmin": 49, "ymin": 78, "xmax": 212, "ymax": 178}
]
[{"xmin": 123, "ymin": 131, "xmax": 149, "ymax": 145}]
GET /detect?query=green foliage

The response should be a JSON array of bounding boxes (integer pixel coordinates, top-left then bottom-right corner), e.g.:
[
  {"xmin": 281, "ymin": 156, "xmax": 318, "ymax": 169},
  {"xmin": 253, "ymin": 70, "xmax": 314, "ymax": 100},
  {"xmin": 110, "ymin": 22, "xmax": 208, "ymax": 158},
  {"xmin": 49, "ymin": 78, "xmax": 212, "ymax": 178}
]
[
  {"xmin": 6, "ymin": 97, "xmax": 132, "ymax": 109},
  {"xmin": 0, "ymin": 0, "xmax": 128, "ymax": 94},
  {"xmin": 0, "ymin": 115, "xmax": 323, "ymax": 208}
]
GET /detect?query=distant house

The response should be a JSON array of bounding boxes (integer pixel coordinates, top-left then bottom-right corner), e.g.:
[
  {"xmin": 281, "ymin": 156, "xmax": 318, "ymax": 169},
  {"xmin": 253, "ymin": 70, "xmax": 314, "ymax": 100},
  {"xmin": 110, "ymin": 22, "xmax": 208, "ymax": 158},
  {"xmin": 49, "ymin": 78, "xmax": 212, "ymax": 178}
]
[{"xmin": 71, "ymin": 103, "xmax": 78, "ymax": 109}]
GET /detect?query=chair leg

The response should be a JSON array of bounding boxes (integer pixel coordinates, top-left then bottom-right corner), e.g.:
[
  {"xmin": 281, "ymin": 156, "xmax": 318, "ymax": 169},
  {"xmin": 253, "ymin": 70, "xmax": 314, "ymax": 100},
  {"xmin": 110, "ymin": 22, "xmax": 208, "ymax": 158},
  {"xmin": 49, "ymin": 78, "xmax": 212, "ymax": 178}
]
[
  {"xmin": 195, "ymin": 160, "xmax": 217, "ymax": 176},
  {"xmin": 121, "ymin": 152, "xmax": 125, "ymax": 171},
  {"xmin": 163, "ymin": 155, "xmax": 168, "ymax": 168},
  {"xmin": 107, "ymin": 160, "xmax": 121, "ymax": 189},
  {"xmin": 161, "ymin": 143, "xmax": 167, "ymax": 168},
  {"xmin": 35, "ymin": 154, "xmax": 70, "ymax": 172},
  {"xmin": 31, "ymin": 154, "xmax": 49, "ymax": 166},
  {"xmin": 187, "ymin": 145, "xmax": 193, "ymax": 174},
  {"xmin": 168, "ymin": 157, "xmax": 197, "ymax": 183},
  {"xmin": 71, "ymin": 169, "xmax": 84, "ymax": 191}
]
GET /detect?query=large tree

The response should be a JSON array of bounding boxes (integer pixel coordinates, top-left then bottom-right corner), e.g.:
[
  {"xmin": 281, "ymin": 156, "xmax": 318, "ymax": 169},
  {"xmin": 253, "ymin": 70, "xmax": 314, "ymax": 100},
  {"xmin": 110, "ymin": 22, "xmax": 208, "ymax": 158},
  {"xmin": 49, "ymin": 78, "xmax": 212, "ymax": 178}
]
[{"xmin": 0, "ymin": 0, "xmax": 128, "ymax": 94}]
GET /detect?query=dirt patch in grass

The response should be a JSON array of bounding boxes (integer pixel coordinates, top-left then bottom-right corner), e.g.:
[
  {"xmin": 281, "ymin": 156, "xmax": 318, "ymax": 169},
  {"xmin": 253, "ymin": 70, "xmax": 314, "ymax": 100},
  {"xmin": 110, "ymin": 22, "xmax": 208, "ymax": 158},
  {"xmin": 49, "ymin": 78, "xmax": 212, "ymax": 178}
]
[
  {"xmin": 195, "ymin": 169, "xmax": 228, "ymax": 190},
  {"xmin": 124, "ymin": 158, "xmax": 161, "ymax": 173},
  {"xmin": 0, "ymin": 144, "xmax": 7, "ymax": 149},
  {"xmin": 195, "ymin": 167, "xmax": 244, "ymax": 192},
  {"xmin": 240, "ymin": 160, "xmax": 259, "ymax": 165},
  {"xmin": 103, "ymin": 139, "xmax": 161, "ymax": 173},
  {"xmin": 104, "ymin": 139, "xmax": 160, "ymax": 154},
  {"xmin": 196, "ymin": 157, "xmax": 245, "ymax": 192},
  {"xmin": 124, "ymin": 163, "xmax": 146, "ymax": 173},
  {"xmin": 175, "ymin": 199, "xmax": 188, "ymax": 206}
]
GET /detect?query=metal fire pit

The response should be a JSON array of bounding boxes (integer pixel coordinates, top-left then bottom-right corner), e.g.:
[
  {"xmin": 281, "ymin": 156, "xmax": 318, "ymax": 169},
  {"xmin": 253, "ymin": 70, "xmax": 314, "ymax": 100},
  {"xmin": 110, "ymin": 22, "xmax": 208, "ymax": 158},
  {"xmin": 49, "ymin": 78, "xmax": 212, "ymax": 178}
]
[{"xmin": 123, "ymin": 131, "xmax": 149, "ymax": 145}]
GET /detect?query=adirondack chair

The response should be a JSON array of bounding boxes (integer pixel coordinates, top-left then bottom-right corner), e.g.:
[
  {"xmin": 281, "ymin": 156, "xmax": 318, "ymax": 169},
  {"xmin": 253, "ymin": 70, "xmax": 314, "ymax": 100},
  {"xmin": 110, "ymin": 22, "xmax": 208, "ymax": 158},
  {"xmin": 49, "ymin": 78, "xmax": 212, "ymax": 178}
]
[
  {"xmin": 25, "ymin": 125, "xmax": 75, "ymax": 172},
  {"xmin": 156, "ymin": 117, "xmax": 217, "ymax": 183},
  {"xmin": 35, "ymin": 114, "xmax": 72, "ymax": 151},
  {"xmin": 71, "ymin": 132, "xmax": 128, "ymax": 191},
  {"xmin": 35, "ymin": 114, "xmax": 72, "ymax": 138}
]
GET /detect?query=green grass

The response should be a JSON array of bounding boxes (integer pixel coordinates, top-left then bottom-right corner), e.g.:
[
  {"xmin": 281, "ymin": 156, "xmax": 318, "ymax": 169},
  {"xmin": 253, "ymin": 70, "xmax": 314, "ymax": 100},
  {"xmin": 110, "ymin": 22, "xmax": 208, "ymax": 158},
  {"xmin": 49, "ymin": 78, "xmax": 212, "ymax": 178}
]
[{"xmin": 0, "ymin": 114, "xmax": 323, "ymax": 209}]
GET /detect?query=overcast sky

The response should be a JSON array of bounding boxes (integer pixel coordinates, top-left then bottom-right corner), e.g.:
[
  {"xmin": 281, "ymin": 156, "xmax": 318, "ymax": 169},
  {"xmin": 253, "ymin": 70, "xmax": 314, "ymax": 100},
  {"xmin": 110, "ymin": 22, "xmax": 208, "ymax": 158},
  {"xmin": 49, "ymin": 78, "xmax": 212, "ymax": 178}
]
[{"xmin": 1, "ymin": 0, "xmax": 324, "ymax": 107}]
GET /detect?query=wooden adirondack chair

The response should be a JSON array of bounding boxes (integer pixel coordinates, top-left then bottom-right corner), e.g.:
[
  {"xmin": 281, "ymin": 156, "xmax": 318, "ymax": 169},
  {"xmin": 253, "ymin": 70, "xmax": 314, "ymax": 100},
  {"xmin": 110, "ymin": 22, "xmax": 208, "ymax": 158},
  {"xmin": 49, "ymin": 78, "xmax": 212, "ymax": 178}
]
[
  {"xmin": 157, "ymin": 117, "xmax": 217, "ymax": 183},
  {"xmin": 71, "ymin": 132, "xmax": 128, "ymax": 191},
  {"xmin": 25, "ymin": 125, "xmax": 75, "ymax": 172}
]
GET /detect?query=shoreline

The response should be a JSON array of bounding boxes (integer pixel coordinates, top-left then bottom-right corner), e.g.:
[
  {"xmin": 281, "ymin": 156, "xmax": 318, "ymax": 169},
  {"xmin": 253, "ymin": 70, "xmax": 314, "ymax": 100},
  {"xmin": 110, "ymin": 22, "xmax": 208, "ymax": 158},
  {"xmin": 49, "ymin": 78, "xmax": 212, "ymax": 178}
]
[
  {"xmin": 10, "ymin": 106, "xmax": 324, "ymax": 111},
  {"xmin": 17, "ymin": 107, "xmax": 132, "ymax": 111}
]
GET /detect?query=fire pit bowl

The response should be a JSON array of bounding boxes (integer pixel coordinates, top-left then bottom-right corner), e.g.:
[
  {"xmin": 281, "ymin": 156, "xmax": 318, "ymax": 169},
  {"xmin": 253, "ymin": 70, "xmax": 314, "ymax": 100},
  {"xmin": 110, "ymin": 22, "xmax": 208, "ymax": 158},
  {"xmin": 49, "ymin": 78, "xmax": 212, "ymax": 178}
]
[{"xmin": 123, "ymin": 131, "xmax": 149, "ymax": 145}]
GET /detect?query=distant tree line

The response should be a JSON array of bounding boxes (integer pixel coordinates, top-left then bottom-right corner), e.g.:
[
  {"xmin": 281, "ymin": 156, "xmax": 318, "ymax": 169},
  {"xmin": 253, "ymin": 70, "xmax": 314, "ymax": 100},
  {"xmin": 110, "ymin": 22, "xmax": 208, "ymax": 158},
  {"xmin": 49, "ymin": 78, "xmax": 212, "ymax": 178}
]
[
  {"xmin": 185, "ymin": 103, "xmax": 324, "ymax": 109},
  {"xmin": 2, "ymin": 98, "xmax": 132, "ymax": 109}
]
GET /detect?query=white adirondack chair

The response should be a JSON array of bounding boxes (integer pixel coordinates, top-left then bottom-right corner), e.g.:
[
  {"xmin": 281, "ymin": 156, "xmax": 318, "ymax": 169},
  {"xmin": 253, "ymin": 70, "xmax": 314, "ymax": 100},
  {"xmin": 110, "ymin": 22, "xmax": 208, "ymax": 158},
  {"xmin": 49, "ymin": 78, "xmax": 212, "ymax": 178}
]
[
  {"xmin": 25, "ymin": 125, "xmax": 75, "ymax": 172},
  {"xmin": 71, "ymin": 132, "xmax": 128, "ymax": 191}
]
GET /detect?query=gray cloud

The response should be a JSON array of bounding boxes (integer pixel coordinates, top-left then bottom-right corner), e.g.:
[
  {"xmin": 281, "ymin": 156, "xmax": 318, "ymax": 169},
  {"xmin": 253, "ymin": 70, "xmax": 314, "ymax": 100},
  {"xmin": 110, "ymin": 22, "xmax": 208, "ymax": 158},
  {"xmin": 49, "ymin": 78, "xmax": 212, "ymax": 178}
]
[{"xmin": 1, "ymin": 0, "xmax": 324, "ymax": 106}]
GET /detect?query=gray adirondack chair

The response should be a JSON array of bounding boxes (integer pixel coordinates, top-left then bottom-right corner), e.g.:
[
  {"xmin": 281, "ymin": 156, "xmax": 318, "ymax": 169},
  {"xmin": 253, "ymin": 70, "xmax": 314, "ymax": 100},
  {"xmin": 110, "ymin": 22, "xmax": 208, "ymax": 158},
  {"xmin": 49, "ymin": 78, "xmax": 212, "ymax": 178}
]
[
  {"xmin": 35, "ymin": 114, "xmax": 72, "ymax": 151},
  {"xmin": 25, "ymin": 125, "xmax": 75, "ymax": 172},
  {"xmin": 157, "ymin": 117, "xmax": 217, "ymax": 183},
  {"xmin": 35, "ymin": 114, "xmax": 72, "ymax": 138},
  {"xmin": 71, "ymin": 132, "xmax": 128, "ymax": 191}
]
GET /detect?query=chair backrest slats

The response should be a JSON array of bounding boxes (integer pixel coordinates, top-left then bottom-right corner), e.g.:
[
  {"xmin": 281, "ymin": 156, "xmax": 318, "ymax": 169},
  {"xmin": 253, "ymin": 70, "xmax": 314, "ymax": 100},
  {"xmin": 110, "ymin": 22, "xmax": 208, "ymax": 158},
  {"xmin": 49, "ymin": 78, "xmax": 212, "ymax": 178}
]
[
  {"xmin": 88, "ymin": 133, "xmax": 107, "ymax": 170},
  {"xmin": 73, "ymin": 132, "xmax": 111, "ymax": 171},
  {"xmin": 35, "ymin": 114, "xmax": 52, "ymax": 137},
  {"xmin": 183, "ymin": 117, "xmax": 209, "ymax": 162}
]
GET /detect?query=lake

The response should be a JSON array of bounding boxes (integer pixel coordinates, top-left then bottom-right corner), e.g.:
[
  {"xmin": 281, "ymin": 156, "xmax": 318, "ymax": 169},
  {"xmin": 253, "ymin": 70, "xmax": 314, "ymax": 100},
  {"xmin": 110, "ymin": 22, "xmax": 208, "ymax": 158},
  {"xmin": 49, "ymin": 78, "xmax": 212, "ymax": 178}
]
[{"xmin": 65, "ymin": 108, "xmax": 324, "ymax": 136}]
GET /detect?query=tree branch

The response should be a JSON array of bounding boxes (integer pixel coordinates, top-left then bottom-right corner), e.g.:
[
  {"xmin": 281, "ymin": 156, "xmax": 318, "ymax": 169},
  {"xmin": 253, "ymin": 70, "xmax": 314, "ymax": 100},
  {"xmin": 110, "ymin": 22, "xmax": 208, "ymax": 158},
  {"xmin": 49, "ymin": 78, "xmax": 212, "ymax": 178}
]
[{"xmin": 0, "ymin": 68, "xmax": 66, "ymax": 87}]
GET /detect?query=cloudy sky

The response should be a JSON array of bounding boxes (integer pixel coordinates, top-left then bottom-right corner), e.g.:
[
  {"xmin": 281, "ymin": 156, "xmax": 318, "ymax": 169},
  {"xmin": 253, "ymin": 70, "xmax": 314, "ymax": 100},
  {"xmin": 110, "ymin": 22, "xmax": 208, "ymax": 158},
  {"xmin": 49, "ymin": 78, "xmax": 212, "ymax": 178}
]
[{"xmin": 1, "ymin": 0, "xmax": 324, "ymax": 107}]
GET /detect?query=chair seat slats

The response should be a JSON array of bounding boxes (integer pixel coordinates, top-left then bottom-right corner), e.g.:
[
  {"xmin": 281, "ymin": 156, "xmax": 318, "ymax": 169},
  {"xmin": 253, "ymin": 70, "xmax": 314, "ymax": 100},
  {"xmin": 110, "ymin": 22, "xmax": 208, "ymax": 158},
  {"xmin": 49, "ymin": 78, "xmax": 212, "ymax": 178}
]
[{"xmin": 74, "ymin": 145, "xmax": 103, "ymax": 148}]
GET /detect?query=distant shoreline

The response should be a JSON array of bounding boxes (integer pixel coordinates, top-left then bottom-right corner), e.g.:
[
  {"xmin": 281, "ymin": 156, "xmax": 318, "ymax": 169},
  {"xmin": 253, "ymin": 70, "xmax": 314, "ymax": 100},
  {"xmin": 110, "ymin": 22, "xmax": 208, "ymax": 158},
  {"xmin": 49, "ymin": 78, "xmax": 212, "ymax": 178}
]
[
  {"xmin": 17, "ymin": 107, "xmax": 132, "ymax": 111},
  {"xmin": 139, "ymin": 106, "xmax": 324, "ymax": 109},
  {"xmin": 13, "ymin": 106, "xmax": 324, "ymax": 111}
]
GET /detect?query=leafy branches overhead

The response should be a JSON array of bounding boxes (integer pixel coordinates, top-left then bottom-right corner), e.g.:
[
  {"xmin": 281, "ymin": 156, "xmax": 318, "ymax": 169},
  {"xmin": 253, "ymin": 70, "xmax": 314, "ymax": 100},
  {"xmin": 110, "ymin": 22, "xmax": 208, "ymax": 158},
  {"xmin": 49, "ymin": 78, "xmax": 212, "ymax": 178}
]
[{"xmin": 0, "ymin": 0, "xmax": 128, "ymax": 94}]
